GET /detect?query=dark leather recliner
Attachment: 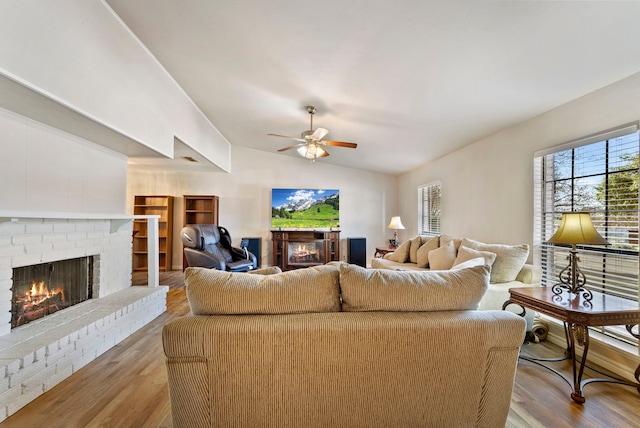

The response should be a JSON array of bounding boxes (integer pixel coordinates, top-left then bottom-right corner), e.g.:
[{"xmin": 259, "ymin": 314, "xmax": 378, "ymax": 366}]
[{"xmin": 181, "ymin": 224, "xmax": 257, "ymax": 272}]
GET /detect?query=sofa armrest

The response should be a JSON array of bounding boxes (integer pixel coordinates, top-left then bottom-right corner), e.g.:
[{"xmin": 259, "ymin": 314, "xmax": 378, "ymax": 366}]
[{"xmin": 515, "ymin": 263, "xmax": 542, "ymax": 285}]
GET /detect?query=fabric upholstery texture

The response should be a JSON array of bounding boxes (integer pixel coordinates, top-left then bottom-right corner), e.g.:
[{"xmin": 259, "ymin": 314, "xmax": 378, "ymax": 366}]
[
  {"xmin": 370, "ymin": 235, "xmax": 541, "ymax": 331},
  {"xmin": 453, "ymin": 246, "xmax": 497, "ymax": 268},
  {"xmin": 249, "ymin": 266, "xmax": 282, "ymax": 275},
  {"xmin": 416, "ymin": 235, "xmax": 439, "ymax": 268},
  {"xmin": 385, "ymin": 239, "xmax": 410, "ymax": 262},
  {"xmin": 164, "ymin": 305, "xmax": 525, "ymax": 428},
  {"xmin": 428, "ymin": 240, "xmax": 457, "ymax": 270},
  {"xmin": 451, "ymin": 256, "xmax": 486, "ymax": 270},
  {"xmin": 340, "ymin": 263, "xmax": 489, "ymax": 311},
  {"xmin": 440, "ymin": 234, "xmax": 462, "ymax": 251},
  {"xmin": 460, "ymin": 238, "xmax": 530, "ymax": 283},
  {"xmin": 185, "ymin": 264, "xmax": 341, "ymax": 315},
  {"xmin": 408, "ymin": 235, "xmax": 423, "ymax": 263}
]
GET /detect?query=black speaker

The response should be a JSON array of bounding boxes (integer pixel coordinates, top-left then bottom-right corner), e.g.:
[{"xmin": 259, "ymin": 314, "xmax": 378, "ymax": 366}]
[
  {"xmin": 347, "ymin": 237, "xmax": 367, "ymax": 267},
  {"xmin": 242, "ymin": 237, "xmax": 262, "ymax": 268}
]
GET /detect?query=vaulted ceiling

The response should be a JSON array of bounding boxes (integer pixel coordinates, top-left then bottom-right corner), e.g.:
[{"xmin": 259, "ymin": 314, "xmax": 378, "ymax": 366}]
[{"xmin": 107, "ymin": 0, "xmax": 640, "ymax": 175}]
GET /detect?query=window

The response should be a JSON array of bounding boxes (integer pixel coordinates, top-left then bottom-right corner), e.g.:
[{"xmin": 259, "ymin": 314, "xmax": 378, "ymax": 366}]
[
  {"xmin": 534, "ymin": 124, "xmax": 639, "ymax": 346},
  {"xmin": 418, "ymin": 181, "xmax": 441, "ymax": 236}
]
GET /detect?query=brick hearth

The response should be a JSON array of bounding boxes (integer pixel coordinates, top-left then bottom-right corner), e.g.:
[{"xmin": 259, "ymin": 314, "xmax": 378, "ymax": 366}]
[{"xmin": 0, "ymin": 213, "xmax": 166, "ymax": 421}]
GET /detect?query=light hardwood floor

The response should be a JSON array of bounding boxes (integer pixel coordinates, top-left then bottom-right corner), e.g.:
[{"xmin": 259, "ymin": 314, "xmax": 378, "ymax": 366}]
[{"xmin": 1, "ymin": 271, "xmax": 638, "ymax": 428}]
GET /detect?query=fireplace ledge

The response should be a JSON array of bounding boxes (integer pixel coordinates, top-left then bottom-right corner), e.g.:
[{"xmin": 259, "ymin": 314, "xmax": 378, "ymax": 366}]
[
  {"xmin": 0, "ymin": 286, "xmax": 168, "ymax": 419},
  {"xmin": 0, "ymin": 286, "xmax": 167, "ymax": 358}
]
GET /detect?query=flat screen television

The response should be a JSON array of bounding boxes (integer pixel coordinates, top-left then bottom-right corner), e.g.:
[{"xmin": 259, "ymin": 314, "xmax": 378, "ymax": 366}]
[{"xmin": 271, "ymin": 188, "xmax": 339, "ymax": 229}]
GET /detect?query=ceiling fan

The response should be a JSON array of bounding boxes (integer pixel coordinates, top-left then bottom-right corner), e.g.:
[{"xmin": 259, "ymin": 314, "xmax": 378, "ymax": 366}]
[{"xmin": 268, "ymin": 106, "xmax": 357, "ymax": 160}]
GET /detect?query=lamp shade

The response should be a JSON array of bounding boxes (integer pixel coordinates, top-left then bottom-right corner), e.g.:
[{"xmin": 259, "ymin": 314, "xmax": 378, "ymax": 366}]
[
  {"xmin": 387, "ymin": 216, "xmax": 405, "ymax": 230},
  {"xmin": 547, "ymin": 212, "xmax": 610, "ymax": 246}
]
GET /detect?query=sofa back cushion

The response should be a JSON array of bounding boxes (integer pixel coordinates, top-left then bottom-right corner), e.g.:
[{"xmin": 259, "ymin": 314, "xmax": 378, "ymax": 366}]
[
  {"xmin": 185, "ymin": 264, "xmax": 341, "ymax": 315},
  {"xmin": 460, "ymin": 238, "xmax": 529, "ymax": 283},
  {"xmin": 339, "ymin": 263, "xmax": 489, "ymax": 312}
]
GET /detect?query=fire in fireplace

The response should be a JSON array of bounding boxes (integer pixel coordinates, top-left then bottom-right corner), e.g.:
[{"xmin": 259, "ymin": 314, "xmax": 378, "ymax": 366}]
[
  {"xmin": 11, "ymin": 257, "xmax": 93, "ymax": 329},
  {"xmin": 287, "ymin": 241, "xmax": 326, "ymax": 266}
]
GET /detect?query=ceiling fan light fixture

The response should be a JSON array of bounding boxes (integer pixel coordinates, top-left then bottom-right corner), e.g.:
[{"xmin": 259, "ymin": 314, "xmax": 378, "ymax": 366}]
[
  {"xmin": 297, "ymin": 143, "xmax": 326, "ymax": 159},
  {"xmin": 268, "ymin": 105, "xmax": 356, "ymax": 161}
]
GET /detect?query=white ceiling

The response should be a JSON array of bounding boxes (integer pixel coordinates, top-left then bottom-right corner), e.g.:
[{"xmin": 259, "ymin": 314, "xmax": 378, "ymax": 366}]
[{"xmin": 106, "ymin": 0, "xmax": 640, "ymax": 176}]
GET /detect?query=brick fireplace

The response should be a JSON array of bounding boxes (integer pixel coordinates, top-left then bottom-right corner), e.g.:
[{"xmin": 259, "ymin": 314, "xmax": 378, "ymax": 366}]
[{"xmin": 0, "ymin": 213, "xmax": 167, "ymax": 421}]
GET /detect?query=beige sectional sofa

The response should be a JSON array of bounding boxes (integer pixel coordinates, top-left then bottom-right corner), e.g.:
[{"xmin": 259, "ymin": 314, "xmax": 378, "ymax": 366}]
[
  {"xmin": 371, "ymin": 234, "xmax": 542, "ymax": 328},
  {"xmin": 163, "ymin": 263, "xmax": 526, "ymax": 428}
]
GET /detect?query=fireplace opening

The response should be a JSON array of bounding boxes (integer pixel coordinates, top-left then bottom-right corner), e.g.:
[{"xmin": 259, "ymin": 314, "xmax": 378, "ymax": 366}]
[
  {"xmin": 11, "ymin": 257, "xmax": 93, "ymax": 329},
  {"xmin": 287, "ymin": 241, "xmax": 326, "ymax": 267}
]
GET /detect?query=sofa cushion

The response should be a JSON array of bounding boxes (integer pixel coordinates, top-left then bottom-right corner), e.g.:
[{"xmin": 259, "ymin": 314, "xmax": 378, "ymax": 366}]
[
  {"xmin": 450, "ymin": 257, "xmax": 487, "ymax": 270},
  {"xmin": 370, "ymin": 257, "xmax": 432, "ymax": 271},
  {"xmin": 453, "ymin": 246, "xmax": 496, "ymax": 268},
  {"xmin": 385, "ymin": 239, "xmax": 411, "ymax": 262},
  {"xmin": 184, "ymin": 264, "xmax": 341, "ymax": 315},
  {"xmin": 408, "ymin": 236, "xmax": 423, "ymax": 263},
  {"xmin": 440, "ymin": 234, "xmax": 462, "ymax": 251},
  {"xmin": 340, "ymin": 263, "xmax": 490, "ymax": 312},
  {"xmin": 416, "ymin": 235, "xmax": 439, "ymax": 268},
  {"xmin": 460, "ymin": 238, "xmax": 529, "ymax": 283},
  {"xmin": 428, "ymin": 240, "xmax": 457, "ymax": 270}
]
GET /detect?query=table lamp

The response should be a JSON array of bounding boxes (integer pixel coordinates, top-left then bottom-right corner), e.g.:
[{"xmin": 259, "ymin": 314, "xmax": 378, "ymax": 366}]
[
  {"xmin": 547, "ymin": 212, "xmax": 609, "ymax": 301},
  {"xmin": 387, "ymin": 216, "xmax": 405, "ymax": 248}
]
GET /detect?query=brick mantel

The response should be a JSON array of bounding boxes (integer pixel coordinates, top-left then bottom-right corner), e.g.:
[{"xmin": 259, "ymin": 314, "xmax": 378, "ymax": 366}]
[{"xmin": 0, "ymin": 211, "xmax": 160, "ymax": 288}]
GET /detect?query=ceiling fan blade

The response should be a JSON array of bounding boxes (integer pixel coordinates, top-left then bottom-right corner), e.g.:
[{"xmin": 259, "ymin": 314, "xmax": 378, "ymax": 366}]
[
  {"xmin": 323, "ymin": 140, "xmax": 358, "ymax": 149},
  {"xmin": 311, "ymin": 127, "xmax": 329, "ymax": 140},
  {"xmin": 268, "ymin": 133, "xmax": 304, "ymax": 142},
  {"xmin": 277, "ymin": 143, "xmax": 305, "ymax": 152}
]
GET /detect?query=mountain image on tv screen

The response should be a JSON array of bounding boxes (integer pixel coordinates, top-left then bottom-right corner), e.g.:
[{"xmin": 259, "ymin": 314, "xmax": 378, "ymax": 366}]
[{"xmin": 271, "ymin": 188, "xmax": 339, "ymax": 229}]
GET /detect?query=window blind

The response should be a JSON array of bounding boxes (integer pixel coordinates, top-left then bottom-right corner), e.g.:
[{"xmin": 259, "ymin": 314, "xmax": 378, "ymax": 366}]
[
  {"xmin": 418, "ymin": 181, "xmax": 441, "ymax": 236},
  {"xmin": 534, "ymin": 125, "xmax": 639, "ymax": 346}
]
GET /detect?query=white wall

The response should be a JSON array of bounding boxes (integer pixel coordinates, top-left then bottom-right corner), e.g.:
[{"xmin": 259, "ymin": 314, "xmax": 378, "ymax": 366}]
[
  {"xmin": 397, "ymin": 71, "xmax": 640, "ymax": 256},
  {"xmin": 0, "ymin": 0, "xmax": 230, "ymax": 171},
  {"xmin": 127, "ymin": 146, "xmax": 398, "ymax": 269},
  {"xmin": 0, "ymin": 107, "xmax": 127, "ymax": 213}
]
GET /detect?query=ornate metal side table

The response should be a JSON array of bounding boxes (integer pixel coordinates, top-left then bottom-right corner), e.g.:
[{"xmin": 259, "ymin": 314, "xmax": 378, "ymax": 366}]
[
  {"xmin": 504, "ymin": 287, "xmax": 640, "ymax": 404},
  {"xmin": 374, "ymin": 246, "xmax": 396, "ymax": 258}
]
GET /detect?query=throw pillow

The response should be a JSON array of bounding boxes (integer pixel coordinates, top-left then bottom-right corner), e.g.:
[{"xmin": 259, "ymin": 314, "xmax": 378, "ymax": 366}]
[
  {"xmin": 408, "ymin": 236, "xmax": 423, "ymax": 263},
  {"xmin": 460, "ymin": 238, "xmax": 530, "ymax": 283},
  {"xmin": 452, "ymin": 246, "xmax": 496, "ymax": 268},
  {"xmin": 440, "ymin": 234, "xmax": 462, "ymax": 251},
  {"xmin": 184, "ymin": 264, "xmax": 341, "ymax": 315},
  {"xmin": 386, "ymin": 239, "xmax": 411, "ymax": 263},
  {"xmin": 428, "ymin": 240, "xmax": 457, "ymax": 270},
  {"xmin": 450, "ymin": 257, "xmax": 486, "ymax": 270},
  {"xmin": 339, "ymin": 263, "xmax": 490, "ymax": 311},
  {"xmin": 416, "ymin": 235, "xmax": 439, "ymax": 268}
]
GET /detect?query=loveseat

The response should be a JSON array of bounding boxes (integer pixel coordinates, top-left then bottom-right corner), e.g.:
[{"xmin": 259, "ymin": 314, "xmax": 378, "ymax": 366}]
[
  {"xmin": 372, "ymin": 234, "xmax": 542, "ymax": 329},
  {"xmin": 163, "ymin": 262, "xmax": 526, "ymax": 428}
]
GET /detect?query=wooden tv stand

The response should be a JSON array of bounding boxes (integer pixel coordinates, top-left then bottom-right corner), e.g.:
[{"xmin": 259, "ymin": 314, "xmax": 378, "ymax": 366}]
[{"xmin": 271, "ymin": 230, "xmax": 340, "ymax": 270}]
